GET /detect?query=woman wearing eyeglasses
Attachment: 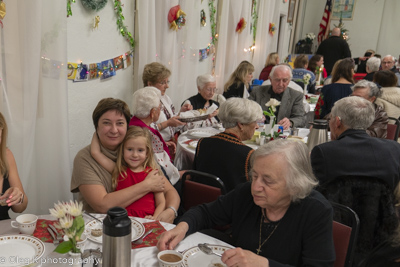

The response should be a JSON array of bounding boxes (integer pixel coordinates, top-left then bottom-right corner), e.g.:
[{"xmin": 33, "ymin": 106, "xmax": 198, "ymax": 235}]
[
  {"xmin": 181, "ymin": 74, "xmax": 220, "ymax": 128},
  {"xmin": 143, "ymin": 62, "xmax": 193, "ymax": 157}
]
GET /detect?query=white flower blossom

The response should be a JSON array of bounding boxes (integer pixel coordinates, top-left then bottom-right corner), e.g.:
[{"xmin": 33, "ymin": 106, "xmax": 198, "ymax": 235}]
[
  {"xmin": 59, "ymin": 214, "xmax": 74, "ymax": 229},
  {"xmin": 303, "ymin": 74, "xmax": 312, "ymax": 85},
  {"xmin": 265, "ymin": 98, "xmax": 281, "ymax": 108},
  {"xmin": 66, "ymin": 200, "xmax": 83, "ymax": 217},
  {"xmin": 305, "ymin": 32, "xmax": 315, "ymax": 40},
  {"xmin": 49, "ymin": 201, "xmax": 67, "ymax": 219}
]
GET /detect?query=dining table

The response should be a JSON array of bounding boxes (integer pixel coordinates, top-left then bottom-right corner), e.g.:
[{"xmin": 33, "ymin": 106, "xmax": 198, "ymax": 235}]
[
  {"xmin": 0, "ymin": 213, "xmax": 233, "ymax": 266},
  {"xmin": 174, "ymin": 126, "xmax": 311, "ymax": 171}
]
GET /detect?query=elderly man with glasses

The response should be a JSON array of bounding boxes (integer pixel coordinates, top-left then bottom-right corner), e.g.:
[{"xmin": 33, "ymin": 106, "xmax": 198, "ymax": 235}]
[
  {"xmin": 249, "ymin": 64, "xmax": 305, "ymax": 129},
  {"xmin": 381, "ymin": 55, "xmax": 400, "ymax": 86}
]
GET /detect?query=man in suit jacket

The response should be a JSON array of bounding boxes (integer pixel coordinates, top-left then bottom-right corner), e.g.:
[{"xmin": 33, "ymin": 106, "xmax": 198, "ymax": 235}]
[
  {"xmin": 249, "ymin": 64, "xmax": 305, "ymax": 129},
  {"xmin": 311, "ymin": 96, "xmax": 400, "ymax": 191}
]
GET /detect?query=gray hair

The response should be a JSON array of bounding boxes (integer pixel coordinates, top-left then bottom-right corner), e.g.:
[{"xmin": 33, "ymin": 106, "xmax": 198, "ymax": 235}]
[
  {"xmin": 366, "ymin": 57, "xmax": 381, "ymax": 72},
  {"xmin": 218, "ymin": 98, "xmax": 263, "ymax": 129},
  {"xmin": 197, "ymin": 74, "xmax": 216, "ymax": 90},
  {"xmin": 351, "ymin": 80, "xmax": 382, "ymax": 98},
  {"xmin": 270, "ymin": 65, "xmax": 293, "ymax": 80},
  {"xmin": 383, "ymin": 55, "xmax": 395, "ymax": 62},
  {"xmin": 132, "ymin": 87, "xmax": 161, "ymax": 118},
  {"xmin": 251, "ymin": 139, "xmax": 318, "ymax": 202},
  {"xmin": 331, "ymin": 96, "xmax": 375, "ymax": 130}
]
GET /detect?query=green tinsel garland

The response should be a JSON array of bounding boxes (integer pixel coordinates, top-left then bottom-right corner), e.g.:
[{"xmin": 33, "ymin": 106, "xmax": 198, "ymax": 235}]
[
  {"xmin": 114, "ymin": 0, "xmax": 135, "ymax": 50},
  {"xmin": 81, "ymin": 0, "xmax": 108, "ymax": 11},
  {"xmin": 208, "ymin": 0, "xmax": 217, "ymax": 45},
  {"xmin": 67, "ymin": 0, "xmax": 76, "ymax": 17},
  {"xmin": 252, "ymin": 0, "xmax": 258, "ymax": 44}
]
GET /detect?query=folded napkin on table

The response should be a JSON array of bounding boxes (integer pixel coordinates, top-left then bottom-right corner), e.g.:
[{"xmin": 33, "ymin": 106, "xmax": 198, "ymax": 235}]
[
  {"xmin": 131, "ymin": 221, "xmax": 166, "ymax": 249},
  {"xmin": 184, "ymin": 139, "xmax": 198, "ymax": 145},
  {"xmin": 33, "ymin": 219, "xmax": 63, "ymax": 244}
]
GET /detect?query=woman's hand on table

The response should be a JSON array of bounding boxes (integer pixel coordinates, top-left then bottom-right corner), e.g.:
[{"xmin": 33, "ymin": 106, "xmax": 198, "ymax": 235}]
[
  {"xmin": 222, "ymin": 248, "xmax": 269, "ymax": 267},
  {"xmin": 1, "ymin": 187, "xmax": 24, "ymax": 206},
  {"xmin": 144, "ymin": 170, "xmax": 165, "ymax": 193},
  {"xmin": 157, "ymin": 222, "xmax": 189, "ymax": 250}
]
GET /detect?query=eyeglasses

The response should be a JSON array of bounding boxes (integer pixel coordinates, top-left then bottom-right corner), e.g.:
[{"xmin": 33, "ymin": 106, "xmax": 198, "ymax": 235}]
[
  {"xmin": 204, "ymin": 88, "xmax": 217, "ymax": 93},
  {"xmin": 272, "ymin": 78, "xmax": 290, "ymax": 83},
  {"xmin": 158, "ymin": 80, "xmax": 170, "ymax": 85}
]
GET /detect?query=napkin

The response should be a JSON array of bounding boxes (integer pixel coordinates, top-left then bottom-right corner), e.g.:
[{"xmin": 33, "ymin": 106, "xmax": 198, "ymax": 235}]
[
  {"xmin": 33, "ymin": 219, "xmax": 63, "ymax": 244},
  {"xmin": 131, "ymin": 221, "xmax": 166, "ymax": 249}
]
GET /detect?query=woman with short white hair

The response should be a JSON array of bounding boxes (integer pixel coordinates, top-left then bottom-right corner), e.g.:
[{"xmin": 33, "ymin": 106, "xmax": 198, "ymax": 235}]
[{"xmin": 364, "ymin": 57, "xmax": 381, "ymax": 81}]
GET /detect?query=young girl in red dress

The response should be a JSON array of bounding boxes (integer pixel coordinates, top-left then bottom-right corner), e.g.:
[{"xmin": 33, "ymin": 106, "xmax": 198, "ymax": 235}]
[{"xmin": 91, "ymin": 126, "xmax": 165, "ymax": 219}]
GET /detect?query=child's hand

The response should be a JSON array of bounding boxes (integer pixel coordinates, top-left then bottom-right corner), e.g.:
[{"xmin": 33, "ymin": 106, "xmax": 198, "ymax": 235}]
[{"xmin": 90, "ymin": 132, "xmax": 100, "ymax": 156}]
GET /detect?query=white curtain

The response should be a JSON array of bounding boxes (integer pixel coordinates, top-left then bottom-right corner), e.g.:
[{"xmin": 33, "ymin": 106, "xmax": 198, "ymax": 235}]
[
  {"xmin": 136, "ymin": 0, "xmax": 213, "ymax": 108},
  {"xmin": 0, "ymin": 0, "xmax": 71, "ymax": 216},
  {"xmin": 252, "ymin": 0, "xmax": 280, "ymax": 80},
  {"xmin": 376, "ymin": 0, "xmax": 400, "ymax": 56},
  {"xmin": 214, "ymin": 0, "xmax": 253, "ymax": 93}
]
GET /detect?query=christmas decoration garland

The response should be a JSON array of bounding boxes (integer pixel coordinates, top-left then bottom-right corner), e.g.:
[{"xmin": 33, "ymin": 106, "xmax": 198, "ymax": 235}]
[
  {"xmin": 252, "ymin": 0, "xmax": 258, "ymax": 43},
  {"xmin": 67, "ymin": 0, "xmax": 76, "ymax": 17},
  {"xmin": 114, "ymin": 0, "xmax": 135, "ymax": 50},
  {"xmin": 80, "ymin": 0, "xmax": 108, "ymax": 11},
  {"xmin": 208, "ymin": 0, "xmax": 217, "ymax": 45}
]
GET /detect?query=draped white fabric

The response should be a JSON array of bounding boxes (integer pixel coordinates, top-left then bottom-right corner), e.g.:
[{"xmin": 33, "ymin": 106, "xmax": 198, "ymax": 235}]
[
  {"xmin": 376, "ymin": 1, "xmax": 400, "ymax": 55},
  {"xmin": 0, "ymin": 1, "xmax": 71, "ymax": 216},
  {"xmin": 136, "ymin": 0, "xmax": 213, "ymax": 108},
  {"xmin": 214, "ymin": 0, "xmax": 253, "ymax": 93},
  {"xmin": 252, "ymin": 0, "xmax": 280, "ymax": 80}
]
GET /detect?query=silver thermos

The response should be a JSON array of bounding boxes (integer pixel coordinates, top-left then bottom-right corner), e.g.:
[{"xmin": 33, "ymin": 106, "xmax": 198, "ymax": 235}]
[
  {"xmin": 307, "ymin": 119, "xmax": 328, "ymax": 151},
  {"xmin": 102, "ymin": 207, "xmax": 131, "ymax": 267}
]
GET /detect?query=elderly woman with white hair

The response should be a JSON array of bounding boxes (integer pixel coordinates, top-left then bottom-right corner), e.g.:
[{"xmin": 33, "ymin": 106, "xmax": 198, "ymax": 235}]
[
  {"xmin": 158, "ymin": 139, "xmax": 335, "ymax": 266},
  {"xmin": 193, "ymin": 97, "xmax": 263, "ymax": 192},
  {"xmin": 351, "ymin": 80, "xmax": 388, "ymax": 138},
  {"xmin": 130, "ymin": 87, "xmax": 181, "ymax": 186},
  {"xmin": 364, "ymin": 57, "xmax": 381, "ymax": 81},
  {"xmin": 181, "ymin": 74, "xmax": 219, "ymax": 128}
]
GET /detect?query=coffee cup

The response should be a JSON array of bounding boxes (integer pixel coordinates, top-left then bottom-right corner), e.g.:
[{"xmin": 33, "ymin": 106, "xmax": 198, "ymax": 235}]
[
  {"xmin": 76, "ymin": 233, "xmax": 87, "ymax": 252},
  {"xmin": 11, "ymin": 214, "xmax": 38, "ymax": 235},
  {"xmin": 157, "ymin": 250, "xmax": 183, "ymax": 267}
]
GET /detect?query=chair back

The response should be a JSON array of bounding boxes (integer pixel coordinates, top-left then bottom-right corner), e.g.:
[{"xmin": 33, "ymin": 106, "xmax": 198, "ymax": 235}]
[
  {"xmin": 318, "ymin": 176, "xmax": 399, "ymax": 265},
  {"xmin": 331, "ymin": 202, "xmax": 360, "ymax": 267},
  {"xmin": 181, "ymin": 170, "xmax": 227, "ymax": 212},
  {"xmin": 386, "ymin": 117, "xmax": 400, "ymax": 141}
]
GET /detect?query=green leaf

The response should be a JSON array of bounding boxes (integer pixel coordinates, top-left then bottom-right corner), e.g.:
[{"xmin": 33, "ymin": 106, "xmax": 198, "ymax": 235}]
[
  {"xmin": 74, "ymin": 216, "xmax": 85, "ymax": 238},
  {"xmin": 54, "ymin": 240, "xmax": 73, "ymax": 254}
]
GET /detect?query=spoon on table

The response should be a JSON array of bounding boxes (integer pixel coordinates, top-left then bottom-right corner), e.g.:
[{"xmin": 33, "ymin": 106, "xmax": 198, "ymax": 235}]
[
  {"xmin": 132, "ymin": 229, "xmax": 154, "ymax": 244},
  {"xmin": 198, "ymin": 243, "xmax": 222, "ymax": 257}
]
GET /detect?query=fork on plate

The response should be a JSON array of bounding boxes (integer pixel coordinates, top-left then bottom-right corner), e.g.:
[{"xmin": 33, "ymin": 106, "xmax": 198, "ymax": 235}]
[
  {"xmin": 48, "ymin": 224, "xmax": 64, "ymax": 243},
  {"xmin": 47, "ymin": 227, "xmax": 59, "ymax": 245}
]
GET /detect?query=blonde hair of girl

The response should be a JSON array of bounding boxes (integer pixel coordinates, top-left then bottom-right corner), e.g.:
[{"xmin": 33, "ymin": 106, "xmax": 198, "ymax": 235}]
[{"xmin": 111, "ymin": 126, "xmax": 162, "ymax": 190}]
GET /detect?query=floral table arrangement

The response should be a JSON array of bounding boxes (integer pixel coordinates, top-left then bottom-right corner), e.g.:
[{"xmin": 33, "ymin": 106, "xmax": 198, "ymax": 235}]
[
  {"xmin": 263, "ymin": 99, "xmax": 283, "ymax": 140},
  {"xmin": 49, "ymin": 200, "xmax": 85, "ymax": 254}
]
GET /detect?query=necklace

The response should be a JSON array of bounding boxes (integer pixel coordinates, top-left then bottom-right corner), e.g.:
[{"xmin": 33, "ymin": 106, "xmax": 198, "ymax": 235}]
[{"xmin": 256, "ymin": 210, "xmax": 280, "ymax": 255}]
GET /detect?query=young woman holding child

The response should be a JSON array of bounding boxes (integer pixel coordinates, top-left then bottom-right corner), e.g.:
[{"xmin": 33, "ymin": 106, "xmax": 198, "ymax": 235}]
[{"xmin": 91, "ymin": 126, "xmax": 165, "ymax": 219}]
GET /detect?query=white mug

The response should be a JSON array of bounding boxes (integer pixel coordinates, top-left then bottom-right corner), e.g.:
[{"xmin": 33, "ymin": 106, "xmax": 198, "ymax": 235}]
[
  {"xmin": 157, "ymin": 250, "xmax": 183, "ymax": 267},
  {"xmin": 76, "ymin": 233, "xmax": 87, "ymax": 252},
  {"xmin": 11, "ymin": 214, "xmax": 38, "ymax": 235}
]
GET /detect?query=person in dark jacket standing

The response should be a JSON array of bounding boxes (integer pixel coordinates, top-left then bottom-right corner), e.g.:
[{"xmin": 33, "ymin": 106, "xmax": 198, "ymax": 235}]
[{"xmin": 316, "ymin": 27, "xmax": 351, "ymax": 76}]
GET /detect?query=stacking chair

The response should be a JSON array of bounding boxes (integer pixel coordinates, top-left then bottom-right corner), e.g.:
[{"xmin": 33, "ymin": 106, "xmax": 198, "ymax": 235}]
[
  {"xmin": 318, "ymin": 176, "xmax": 399, "ymax": 265},
  {"xmin": 330, "ymin": 202, "xmax": 360, "ymax": 267},
  {"xmin": 180, "ymin": 170, "xmax": 227, "ymax": 212},
  {"xmin": 386, "ymin": 117, "xmax": 400, "ymax": 141}
]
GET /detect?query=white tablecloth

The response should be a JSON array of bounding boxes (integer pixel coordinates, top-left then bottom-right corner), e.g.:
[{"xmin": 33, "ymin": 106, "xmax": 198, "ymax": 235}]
[{"xmin": 0, "ymin": 214, "xmax": 232, "ymax": 266}]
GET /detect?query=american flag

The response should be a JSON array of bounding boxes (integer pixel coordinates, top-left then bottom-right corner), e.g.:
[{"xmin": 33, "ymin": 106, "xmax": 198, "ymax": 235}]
[{"xmin": 318, "ymin": 0, "xmax": 332, "ymax": 44}]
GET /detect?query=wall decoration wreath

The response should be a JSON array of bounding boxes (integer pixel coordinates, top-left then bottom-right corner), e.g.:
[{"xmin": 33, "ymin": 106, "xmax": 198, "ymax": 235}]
[{"xmin": 81, "ymin": 0, "xmax": 108, "ymax": 11}]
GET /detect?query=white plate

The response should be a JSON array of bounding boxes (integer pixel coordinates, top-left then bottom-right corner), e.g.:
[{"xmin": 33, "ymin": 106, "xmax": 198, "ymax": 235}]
[
  {"xmin": 85, "ymin": 216, "xmax": 145, "ymax": 244},
  {"xmin": 182, "ymin": 244, "xmax": 231, "ymax": 267},
  {"xmin": 0, "ymin": 235, "xmax": 45, "ymax": 266},
  {"xmin": 187, "ymin": 128, "xmax": 220, "ymax": 138}
]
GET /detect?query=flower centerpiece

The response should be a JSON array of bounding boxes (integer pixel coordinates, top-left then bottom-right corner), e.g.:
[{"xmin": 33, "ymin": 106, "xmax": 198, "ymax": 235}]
[
  {"xmin": 49, "ymin": 200, "xmax": 85, "ymax": 254},
  {"xmin": 302, "ymin": 73, "xmax": 312, "ymax": 95},
  {"xmin": 305, "ymin": 32, "xmax": 315, "ymax": 44},
  {"xmin": 264, "ymin": 99, "xmax": 283, "ymax": 139}
]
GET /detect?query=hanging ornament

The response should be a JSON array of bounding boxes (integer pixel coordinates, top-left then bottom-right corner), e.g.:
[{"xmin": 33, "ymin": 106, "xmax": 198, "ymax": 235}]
[
  {"xmin": 168, "ymin": 5, "xmax": 186, "ymax": 31},
  {"xmin": 81, "ymin": 0, "xmax": 108, "ymax": 11},
  {"xmin": 93, "ymin": 15, "xmax": 100, "ymax": 30},
  {"xmin": 269, "ymin": 23, "xmax": 276, "ymax": 36},
  {"xmin": 200, "ymin": 9, "xmax": 206, "ymax": 27},
  {"xmin": 236, "ymin": 18, "xmax": 247, "ymax": 33},
  {"xmin": 0, "ymin": 1, "xmax": 5, "ymax": 28}
]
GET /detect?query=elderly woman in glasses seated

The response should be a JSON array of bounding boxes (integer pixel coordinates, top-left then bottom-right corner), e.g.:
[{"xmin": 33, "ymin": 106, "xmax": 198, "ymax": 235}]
[
  {"xmin": 130, "ymin": 87, "xmax": 182, "ymax": 186},
  {"xmin": 181, "ymin": 74, "xmax": 220, "ymax": 128},
  {"xmin": 158, "ymin": 139, "xmax": 335, "ymax": 267},
  {"xmin": 193, "ymin": 97, "xmax": 263, "ymax": 193}
]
